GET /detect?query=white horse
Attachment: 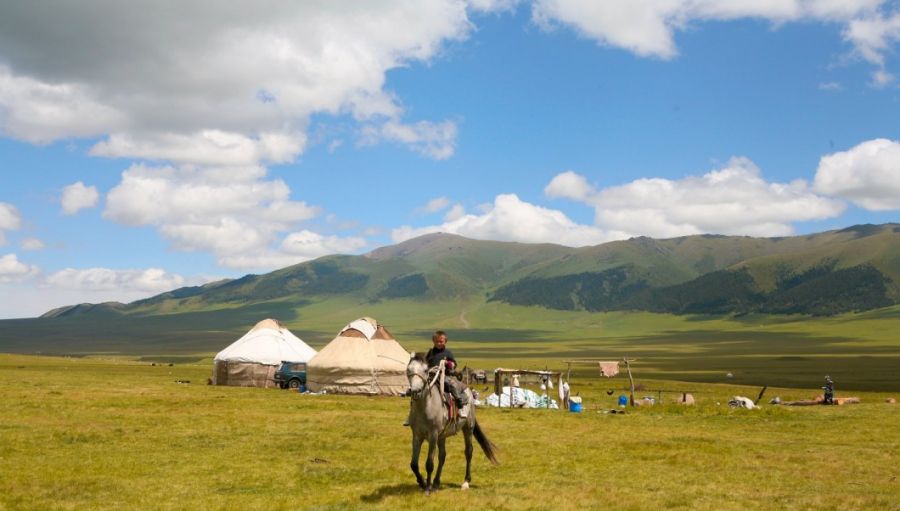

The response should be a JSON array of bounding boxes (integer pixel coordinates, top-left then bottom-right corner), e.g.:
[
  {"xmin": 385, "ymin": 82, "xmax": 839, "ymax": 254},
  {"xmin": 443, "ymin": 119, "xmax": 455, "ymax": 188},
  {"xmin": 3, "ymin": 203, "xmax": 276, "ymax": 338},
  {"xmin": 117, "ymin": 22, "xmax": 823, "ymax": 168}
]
[{"xmin": 406, "ymin": 353, "xmax": 498, "ymax": 494}]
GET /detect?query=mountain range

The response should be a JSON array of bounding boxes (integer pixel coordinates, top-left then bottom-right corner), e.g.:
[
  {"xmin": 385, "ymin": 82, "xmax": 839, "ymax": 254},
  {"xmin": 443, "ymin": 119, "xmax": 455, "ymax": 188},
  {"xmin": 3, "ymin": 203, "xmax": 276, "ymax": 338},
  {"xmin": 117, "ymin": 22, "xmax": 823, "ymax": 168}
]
[{"xmin": 43, "ymin": 223, "xmax": 900, "ymax": 319}]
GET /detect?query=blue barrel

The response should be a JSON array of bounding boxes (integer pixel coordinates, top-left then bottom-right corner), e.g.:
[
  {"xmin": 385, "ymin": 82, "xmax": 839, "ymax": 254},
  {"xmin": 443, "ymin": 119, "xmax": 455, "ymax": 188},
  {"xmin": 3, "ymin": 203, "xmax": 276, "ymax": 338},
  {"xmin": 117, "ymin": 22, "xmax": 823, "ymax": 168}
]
[
  {"xmin": 618, "ymin": 395, "xmax": 628, "ymax": 407},
  {"xmin": 569, "ymin": 401, "xmax": 582, "ymax": 413}
]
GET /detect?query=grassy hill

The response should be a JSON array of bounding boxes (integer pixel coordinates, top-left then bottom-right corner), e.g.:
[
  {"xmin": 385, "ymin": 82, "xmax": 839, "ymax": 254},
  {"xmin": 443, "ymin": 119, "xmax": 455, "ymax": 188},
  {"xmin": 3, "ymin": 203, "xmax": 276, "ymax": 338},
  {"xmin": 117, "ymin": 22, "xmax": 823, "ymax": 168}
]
[
  {"xmin": 36, "ymin": 223, "xmax": 900, "ymax": 320},
  {"xmin": 2, "ymin": 224, "xmax": 899, "ymax": 390}
]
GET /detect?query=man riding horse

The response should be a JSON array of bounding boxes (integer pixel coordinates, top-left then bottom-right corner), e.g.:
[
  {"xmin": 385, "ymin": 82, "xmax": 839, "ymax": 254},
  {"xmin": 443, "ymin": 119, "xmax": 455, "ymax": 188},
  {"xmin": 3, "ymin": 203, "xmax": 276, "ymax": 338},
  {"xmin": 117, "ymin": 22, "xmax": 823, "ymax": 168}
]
[{"xmin": 405, "ymin": 330, "xmax": 469, "ymax": 425}]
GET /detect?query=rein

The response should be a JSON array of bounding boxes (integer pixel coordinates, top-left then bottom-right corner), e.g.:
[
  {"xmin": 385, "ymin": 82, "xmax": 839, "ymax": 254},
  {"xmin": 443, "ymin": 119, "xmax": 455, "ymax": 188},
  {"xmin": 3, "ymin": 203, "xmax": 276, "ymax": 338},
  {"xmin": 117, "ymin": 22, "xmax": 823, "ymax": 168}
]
[{"xmin": 410, "ymin": 362, "xmax": 443, "ymax": 400}]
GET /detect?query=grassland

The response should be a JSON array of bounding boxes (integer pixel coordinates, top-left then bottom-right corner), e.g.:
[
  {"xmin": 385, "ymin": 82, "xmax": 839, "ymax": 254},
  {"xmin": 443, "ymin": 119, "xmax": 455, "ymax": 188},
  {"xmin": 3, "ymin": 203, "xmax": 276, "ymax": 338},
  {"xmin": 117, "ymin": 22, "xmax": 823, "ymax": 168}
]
[
  {"xmin": 3, "ymin": 302, "xmax": 898, "ymax": 391},
  {"xmin": 1, "ymin": 354, "xmax": 898, "ymax": 510}
]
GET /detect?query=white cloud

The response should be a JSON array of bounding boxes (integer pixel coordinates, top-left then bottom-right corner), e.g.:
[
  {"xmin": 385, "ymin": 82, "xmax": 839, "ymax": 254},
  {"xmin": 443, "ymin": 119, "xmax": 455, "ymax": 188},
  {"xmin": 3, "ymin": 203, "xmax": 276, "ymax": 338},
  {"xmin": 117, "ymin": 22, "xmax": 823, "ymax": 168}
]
[
  {"xmin": 0, "ymin": 202, "xmax": 21, "ymax": 231},
  {"xmin": 217, "ymin": 229, "xmax": 367, "ymax": 270},
  {"xmin": 0, "ymin": 202, "xmax": 22, "ymax": 245},
  {"xmin": 843, "ymin": 10, "xmax": 900, "ymax": 85},
  {"xmin": 45, "ymin": 267, "xmax": 186, "ymax": 293},
  {"xmin": 0, "ymin": 253, "xmax": 40, "ymax": 282},
  {"xmin": 444, "ymin": 204, "xmax": 466, "ymax": 222},
  {"xmin": 393, "ymin": 193, "xmax": 617, "ymax": 245},
  {"xmin": 422, "ymin": 197, "xmax": 451, "ymax": 213},
  {"xmin": 0, "ymin": 2, "xmax": 474, "ymax": 162},
  {"xmin": 545, "ymin": 170, "xmax": 594, "ymax": 201},
  {"xmin": 20, "ymin": 238, "xmax": 45, "ymax": 251},
  {"xmin": 61, "ymin": 181, "xmax": 99, "ymax": 215},
  {"xmin": 102, "ymin": 164, "xmax": 321, "ymax": 267},
  {"xmin": 281, "ymin": 230, "xmax": 368, "ymax": 258},
  {"xmin": 547, "ymin": 157, "xmax": 846, "ymax": 238},
  {"xmin": 361, "ymin": 118, "xmax": 458, "ymax": 160},
  {"xmin": 813, "ymin": 138, "xmax": 900, "ymax": 210},
  {"xmin": 818, "ymin": 81, "xmax": 843, "ymax": 91},
  {"xmin": 532, "ymin": 0, "xmax": 891, "ymax": 80},
  {"xmin": 89, "ymin": 130, "xmax": 307, "ymax": 166}
]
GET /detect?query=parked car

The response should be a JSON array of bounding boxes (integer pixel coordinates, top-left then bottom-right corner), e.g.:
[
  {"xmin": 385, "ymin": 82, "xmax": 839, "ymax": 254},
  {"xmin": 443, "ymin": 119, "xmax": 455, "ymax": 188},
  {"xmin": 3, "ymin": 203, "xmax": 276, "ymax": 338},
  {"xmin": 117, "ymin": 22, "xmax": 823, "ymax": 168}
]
[{"xmin": 274, "ymin": 361, "xmax": 307, "ymax": 389}]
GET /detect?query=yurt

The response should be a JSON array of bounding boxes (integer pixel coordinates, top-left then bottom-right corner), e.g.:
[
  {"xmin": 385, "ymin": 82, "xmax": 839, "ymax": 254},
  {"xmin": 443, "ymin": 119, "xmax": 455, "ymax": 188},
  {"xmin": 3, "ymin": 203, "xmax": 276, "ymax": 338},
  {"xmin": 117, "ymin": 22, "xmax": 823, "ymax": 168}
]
[
  {"xmin": 306, "ymin": 317, "xmax": 410, "ymax": 396},
  {"xmin": 211, "ymin": 318, "xmax": 317, "ymax": 388}
]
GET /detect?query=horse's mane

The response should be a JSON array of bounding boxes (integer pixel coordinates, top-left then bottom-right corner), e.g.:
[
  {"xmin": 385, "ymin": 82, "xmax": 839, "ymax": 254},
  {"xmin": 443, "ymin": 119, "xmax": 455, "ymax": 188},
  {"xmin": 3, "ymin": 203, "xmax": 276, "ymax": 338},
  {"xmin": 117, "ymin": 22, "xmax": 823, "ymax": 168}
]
[{"xmin": 412, "ymin": 352, "xmax": 427, "ymax": 364}]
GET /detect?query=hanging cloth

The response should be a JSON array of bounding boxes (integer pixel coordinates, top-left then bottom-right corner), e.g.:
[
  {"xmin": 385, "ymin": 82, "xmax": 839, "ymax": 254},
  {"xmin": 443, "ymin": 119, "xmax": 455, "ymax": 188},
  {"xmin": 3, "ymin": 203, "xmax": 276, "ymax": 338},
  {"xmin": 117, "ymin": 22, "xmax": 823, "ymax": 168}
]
[{"xmin": 598, "ymin": 361, "xmax": 620, "ymax": 378}]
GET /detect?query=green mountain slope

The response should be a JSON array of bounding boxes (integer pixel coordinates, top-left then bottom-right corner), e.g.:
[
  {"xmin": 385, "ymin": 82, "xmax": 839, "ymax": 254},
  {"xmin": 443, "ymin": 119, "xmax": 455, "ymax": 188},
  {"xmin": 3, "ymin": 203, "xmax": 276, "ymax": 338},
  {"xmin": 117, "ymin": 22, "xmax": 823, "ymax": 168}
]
[{"xmin": 32, "ymin": 224, "xmax": 900, "ymax": 320}]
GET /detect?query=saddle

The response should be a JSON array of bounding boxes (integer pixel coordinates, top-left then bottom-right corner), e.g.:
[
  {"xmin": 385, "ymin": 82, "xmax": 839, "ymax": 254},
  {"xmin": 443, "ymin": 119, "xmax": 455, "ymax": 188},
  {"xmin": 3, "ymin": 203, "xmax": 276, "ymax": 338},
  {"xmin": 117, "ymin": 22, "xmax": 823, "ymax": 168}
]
[{"xmin": 443, "ymin": 392, "xmax": 458, "ymax": 422}]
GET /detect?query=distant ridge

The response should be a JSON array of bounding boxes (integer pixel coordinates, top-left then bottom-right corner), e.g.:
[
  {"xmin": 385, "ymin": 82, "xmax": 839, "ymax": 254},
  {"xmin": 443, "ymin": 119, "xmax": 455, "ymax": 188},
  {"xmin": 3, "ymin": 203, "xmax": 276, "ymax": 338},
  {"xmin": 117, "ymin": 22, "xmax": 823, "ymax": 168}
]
[{"xmin": 38, "ymin": 223, "xmax": 900, "ymax": 319}]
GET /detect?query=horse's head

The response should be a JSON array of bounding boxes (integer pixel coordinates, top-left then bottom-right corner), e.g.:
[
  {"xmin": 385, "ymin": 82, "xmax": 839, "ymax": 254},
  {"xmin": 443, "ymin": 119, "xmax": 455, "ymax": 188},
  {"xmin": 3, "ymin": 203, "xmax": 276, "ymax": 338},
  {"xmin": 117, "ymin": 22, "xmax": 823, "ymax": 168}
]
[{"xmin": 407, "ymin": 352, "xmax": 430, "ymax": 399}]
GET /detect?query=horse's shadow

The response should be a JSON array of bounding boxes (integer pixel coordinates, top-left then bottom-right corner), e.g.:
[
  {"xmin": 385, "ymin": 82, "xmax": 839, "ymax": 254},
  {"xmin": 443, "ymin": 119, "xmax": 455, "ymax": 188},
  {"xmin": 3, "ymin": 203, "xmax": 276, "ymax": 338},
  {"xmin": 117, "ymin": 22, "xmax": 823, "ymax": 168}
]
[{"xmin": 360, "ymin": 483, "xmax": 471, "ymax": 502}]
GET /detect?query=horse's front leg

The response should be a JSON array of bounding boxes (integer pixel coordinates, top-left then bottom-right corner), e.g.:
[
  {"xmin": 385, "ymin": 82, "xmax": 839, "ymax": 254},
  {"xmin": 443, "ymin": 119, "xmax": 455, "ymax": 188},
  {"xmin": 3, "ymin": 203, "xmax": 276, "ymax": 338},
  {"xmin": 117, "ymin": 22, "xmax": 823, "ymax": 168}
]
[
  {"xmin": 433, "ymin": 436, "xmax": 447, "ymax": 489},
  {"xmin": 410, "ymin": 434, "xmax": 425, "ymax": 489},
  {"xmin": 424, "ymin": 437, "xmax": 437, "ymax": 494},
  {"xmin": 463, "ymin": 427, "xmax": 474, "ymax": 489}
]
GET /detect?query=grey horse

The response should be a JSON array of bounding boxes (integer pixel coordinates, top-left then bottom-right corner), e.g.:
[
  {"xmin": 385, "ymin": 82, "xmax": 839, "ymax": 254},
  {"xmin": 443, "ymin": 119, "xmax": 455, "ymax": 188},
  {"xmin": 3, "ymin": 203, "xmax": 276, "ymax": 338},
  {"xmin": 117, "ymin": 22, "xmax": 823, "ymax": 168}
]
[{"xmin": 406, "ymin": 352, "xmax": 498, "ymax": 494}]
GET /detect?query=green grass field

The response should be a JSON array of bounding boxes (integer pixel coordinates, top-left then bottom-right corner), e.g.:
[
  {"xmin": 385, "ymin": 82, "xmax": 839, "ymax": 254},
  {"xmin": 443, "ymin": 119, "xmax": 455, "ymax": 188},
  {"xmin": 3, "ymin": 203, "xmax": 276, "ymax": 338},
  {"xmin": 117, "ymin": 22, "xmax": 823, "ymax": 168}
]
[
  {"xmin": 3, "ymin": 302, "xmax": 900, "ymax": 391},
  {"xmin": 1, "ymin": 354, "xmax": 898, "ymax": 510}
]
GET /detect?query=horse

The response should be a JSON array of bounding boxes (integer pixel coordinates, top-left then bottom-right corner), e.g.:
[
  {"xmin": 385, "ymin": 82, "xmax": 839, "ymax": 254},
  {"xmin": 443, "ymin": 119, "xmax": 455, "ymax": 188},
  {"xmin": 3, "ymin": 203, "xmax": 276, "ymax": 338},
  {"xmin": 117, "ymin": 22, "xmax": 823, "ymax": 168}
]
[{"xmin": 406, "ymin": 352, "xmax": 499, "ymax": 494}]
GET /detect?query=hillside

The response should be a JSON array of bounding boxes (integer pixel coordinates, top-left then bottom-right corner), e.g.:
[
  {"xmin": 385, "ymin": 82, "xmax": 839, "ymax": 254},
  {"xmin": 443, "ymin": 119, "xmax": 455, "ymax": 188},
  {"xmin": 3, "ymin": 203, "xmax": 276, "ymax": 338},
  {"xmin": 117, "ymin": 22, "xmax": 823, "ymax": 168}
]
[{"xmin": 34, "ymin": 223, "xmax": 900, "ymax": 319}]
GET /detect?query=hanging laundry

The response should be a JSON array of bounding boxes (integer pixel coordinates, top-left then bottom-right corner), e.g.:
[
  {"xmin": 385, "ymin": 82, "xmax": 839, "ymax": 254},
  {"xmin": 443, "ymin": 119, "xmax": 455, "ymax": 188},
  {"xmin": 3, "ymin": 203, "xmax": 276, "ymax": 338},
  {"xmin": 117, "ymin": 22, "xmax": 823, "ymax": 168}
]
[{"xmin": 598, "ymin": 361, "xmax": 620, "ymax": 378}]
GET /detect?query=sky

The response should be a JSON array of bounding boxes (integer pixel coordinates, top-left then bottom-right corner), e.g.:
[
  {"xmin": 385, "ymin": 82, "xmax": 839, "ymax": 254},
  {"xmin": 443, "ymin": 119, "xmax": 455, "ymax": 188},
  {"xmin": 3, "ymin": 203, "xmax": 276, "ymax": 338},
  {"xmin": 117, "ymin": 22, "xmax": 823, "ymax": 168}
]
[{"xmin": 1, "ymin": 0, "xmax": 900, "ymax": 319}]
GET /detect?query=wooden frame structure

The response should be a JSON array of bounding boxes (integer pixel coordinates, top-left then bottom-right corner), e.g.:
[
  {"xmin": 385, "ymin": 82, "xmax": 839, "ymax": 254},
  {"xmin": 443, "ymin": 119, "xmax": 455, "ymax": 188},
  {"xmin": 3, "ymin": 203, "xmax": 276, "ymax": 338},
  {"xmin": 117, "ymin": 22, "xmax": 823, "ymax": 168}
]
[
  {"xmin": 491, "ymin": 368, "xmax": 562, "ymax": 409},
  {"xmin": 564, "ymin": 357, "xmax": 638, "ymax": 406}
]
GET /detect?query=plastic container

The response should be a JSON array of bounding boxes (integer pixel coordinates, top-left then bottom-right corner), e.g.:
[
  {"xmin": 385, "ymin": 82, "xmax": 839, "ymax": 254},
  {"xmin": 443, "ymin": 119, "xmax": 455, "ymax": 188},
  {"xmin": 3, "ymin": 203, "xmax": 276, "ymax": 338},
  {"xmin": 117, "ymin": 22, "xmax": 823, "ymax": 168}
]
[{"xmin": 569, "ymin": 401, "xmax": 583, "ymax": 413}]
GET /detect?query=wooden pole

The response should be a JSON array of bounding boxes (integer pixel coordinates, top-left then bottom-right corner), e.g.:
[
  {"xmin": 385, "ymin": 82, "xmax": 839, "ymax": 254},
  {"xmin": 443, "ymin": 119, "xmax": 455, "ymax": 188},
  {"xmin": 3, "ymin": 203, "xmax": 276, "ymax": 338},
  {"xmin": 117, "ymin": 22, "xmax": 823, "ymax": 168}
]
[
  {"xmin": 755, "ymin": 385, "xmax": 768, "ymax": 405},
  {"xmin": 624, "ymin": 357, "xmax": 636, "ymax": 407}
]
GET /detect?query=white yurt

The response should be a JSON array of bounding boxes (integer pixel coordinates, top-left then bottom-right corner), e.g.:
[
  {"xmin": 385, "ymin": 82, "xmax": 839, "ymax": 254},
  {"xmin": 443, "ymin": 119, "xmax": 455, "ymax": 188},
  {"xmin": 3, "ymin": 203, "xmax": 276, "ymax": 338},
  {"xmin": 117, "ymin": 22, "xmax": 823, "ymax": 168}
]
[
  {"xmin": 211, "ymin": 318, "xmax": 317, "ymax": 388},
  {"xmin": 306, "ymin": 317, "xmax": 410, "ymax": 396}
]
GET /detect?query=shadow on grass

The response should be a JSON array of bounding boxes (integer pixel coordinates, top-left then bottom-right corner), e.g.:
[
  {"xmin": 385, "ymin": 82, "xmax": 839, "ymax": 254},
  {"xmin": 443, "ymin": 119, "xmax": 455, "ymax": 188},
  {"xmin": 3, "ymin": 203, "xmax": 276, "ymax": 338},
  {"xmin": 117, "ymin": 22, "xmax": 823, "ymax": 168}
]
[{"xmin": 359, "ymin": 483, "xmax": 425, "ymax": 503}]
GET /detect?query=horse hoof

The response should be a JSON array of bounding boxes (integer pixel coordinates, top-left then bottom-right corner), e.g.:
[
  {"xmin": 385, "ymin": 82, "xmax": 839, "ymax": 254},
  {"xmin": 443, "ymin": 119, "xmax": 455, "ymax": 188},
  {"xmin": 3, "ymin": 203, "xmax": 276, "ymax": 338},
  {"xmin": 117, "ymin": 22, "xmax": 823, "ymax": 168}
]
[{"xmin": 461, "ymin": 482, "xmax": 469, "ymax": 490}]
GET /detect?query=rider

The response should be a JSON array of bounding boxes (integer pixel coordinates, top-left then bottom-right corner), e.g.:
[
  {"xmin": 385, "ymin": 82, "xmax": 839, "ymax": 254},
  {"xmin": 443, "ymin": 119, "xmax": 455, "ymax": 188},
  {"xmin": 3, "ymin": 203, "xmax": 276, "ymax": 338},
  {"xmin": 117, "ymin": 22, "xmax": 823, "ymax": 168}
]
[
  {"xmin": 404, "ymin": 330, "xmax": 470, "ymax": 426},
  {"xmin": 426, "ymin": 330, "xmax": 469, "ymax": 417}
]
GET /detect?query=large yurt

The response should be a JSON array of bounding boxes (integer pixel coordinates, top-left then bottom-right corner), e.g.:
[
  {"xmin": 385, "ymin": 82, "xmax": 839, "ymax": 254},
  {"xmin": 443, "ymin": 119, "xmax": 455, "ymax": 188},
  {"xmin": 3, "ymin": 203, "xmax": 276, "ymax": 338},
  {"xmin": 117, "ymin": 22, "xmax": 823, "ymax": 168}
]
[
  {"xmin": 306, "ymin": 317, "xmax": 410, "ymax": 396},
  {"xmin": 211, "ymin": 318, "xmax": 317, "ymax": 388}
]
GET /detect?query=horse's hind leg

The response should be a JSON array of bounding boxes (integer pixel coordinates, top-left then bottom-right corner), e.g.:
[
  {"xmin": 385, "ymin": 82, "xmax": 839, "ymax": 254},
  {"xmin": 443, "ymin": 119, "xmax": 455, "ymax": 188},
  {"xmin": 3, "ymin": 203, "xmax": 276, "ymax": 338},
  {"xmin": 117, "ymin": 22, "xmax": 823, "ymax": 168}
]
[
  {"xmin": 463, "ymin": 428, "xmax": 474, "ymax": 489},
  {"xmin": 410, "ymin": 435, "xmax": 425, "ymax": 489},
  {"xmin": 433, "ymin": 437, "xmax": 447, "ymax": 489}
]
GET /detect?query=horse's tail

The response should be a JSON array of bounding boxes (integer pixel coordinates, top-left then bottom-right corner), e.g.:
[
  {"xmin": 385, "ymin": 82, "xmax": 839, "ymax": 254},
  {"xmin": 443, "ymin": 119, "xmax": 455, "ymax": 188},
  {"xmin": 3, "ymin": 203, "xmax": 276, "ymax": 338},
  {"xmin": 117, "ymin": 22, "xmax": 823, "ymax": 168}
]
[{"xmin": 473, "ymin": 419, "xmax": 499, "ymax": 465}]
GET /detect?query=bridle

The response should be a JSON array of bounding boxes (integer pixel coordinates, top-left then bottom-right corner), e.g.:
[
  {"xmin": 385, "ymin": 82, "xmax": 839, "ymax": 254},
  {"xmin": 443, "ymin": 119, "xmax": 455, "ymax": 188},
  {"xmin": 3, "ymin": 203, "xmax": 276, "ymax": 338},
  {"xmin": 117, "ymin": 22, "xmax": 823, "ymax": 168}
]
[{"xmin": 408, "ymin": 362, "xmax": 443, "ymax": 400}]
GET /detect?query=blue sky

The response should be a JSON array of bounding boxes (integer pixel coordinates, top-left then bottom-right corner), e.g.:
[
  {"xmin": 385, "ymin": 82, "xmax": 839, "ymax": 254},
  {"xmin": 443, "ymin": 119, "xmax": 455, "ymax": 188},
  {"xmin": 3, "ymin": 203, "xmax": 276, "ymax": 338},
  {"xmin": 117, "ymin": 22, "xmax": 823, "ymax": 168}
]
[{"xmin": 1, "ymin": 1, "xmax": 899, "ymax": 318}]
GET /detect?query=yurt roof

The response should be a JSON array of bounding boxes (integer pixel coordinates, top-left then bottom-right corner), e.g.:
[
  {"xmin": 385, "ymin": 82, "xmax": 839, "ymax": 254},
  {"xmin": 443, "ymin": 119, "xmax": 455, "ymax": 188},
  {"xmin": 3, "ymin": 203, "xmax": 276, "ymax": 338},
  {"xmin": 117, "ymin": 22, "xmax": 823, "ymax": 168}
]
[
  {"xmin": 214, "ymin": 318, "xmax": 317, "ymax": 365},
  {"xmin": 339, "ymin": 316, "xmax": 395, "ymax": 341}
]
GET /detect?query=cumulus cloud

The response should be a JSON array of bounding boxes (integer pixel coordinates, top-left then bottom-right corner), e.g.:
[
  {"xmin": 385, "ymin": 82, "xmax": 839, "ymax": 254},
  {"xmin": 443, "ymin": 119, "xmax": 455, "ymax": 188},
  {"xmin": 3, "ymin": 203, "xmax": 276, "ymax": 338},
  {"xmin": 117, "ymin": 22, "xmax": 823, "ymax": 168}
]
[
  {"xmin": 102, "ymin": 163, "xmax": 326, "ymax": 269},
  {"xmin": 532, "ymin": 0, "xmax": 892, "ymax": 81},
  {"xmin": 814, "ymin": 138, "xmax": 900, "ymax": 210},
  {"xmin": 843, "ymin": 10, "xmax": 900, "ymax": 85},
  {"xmin": 20, "ymin": 238, "xmax": 45, "ymax": 251},
  {"xmin": 0, "ymin": 202, "xmax": 22, "ymax": 245},
  {"xmin": 218, "ymin": 229, "xmax": 367, "ymax": 270},
  {"xmin": 547, "ymin": 157, "xmax": 846, "ymax": 238},
  {"xmin": 393, "ymin": 193, "xmax": 617, "ymax": 245},
  {"xmin": 281, "ymin": 230, "xmax": 368, "ymax": 258},
  {"xmin": 444, "ymin": 204, "xmax": 466, "ymax": 222},
  {"xmin": 44, "ymin": 267, "xmax": 186, "ymax": 293},
  {"xmin": 0, "ymin": 1, "xmax": 473, "ymax": 161},
  {"xmin": 0, "ymin": 253, "xmax": 40, "ymax": 282},
  {"xmin": 61, "ymin": 181, "xmax": 99, "ymax": 215}
]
